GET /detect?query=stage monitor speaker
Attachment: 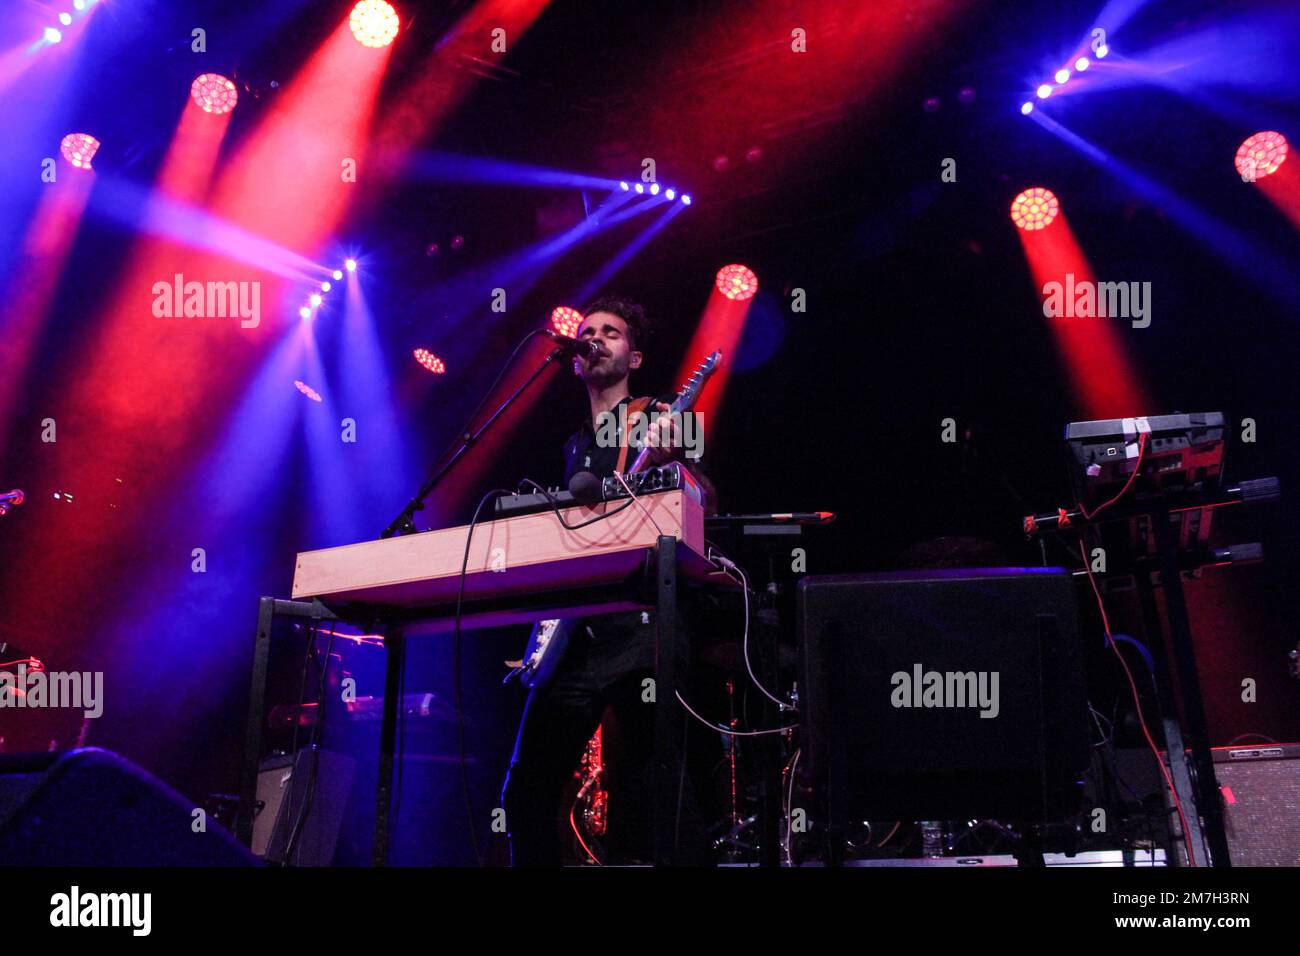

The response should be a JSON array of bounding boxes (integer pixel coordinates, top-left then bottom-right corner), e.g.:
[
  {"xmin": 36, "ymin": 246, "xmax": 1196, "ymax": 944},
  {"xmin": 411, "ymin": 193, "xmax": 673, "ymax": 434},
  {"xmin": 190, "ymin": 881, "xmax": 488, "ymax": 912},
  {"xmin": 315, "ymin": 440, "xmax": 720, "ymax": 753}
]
[
  {"xmin": 797, "ymin": 568, "xmax": 1088, "ymax": 826},
  {"xmin": 1167, "ymin": 743, "xmax": 1300, "ymax": 866},
  {"xmin": 254, "ymin": 747, "xmax": 355, "ymax": 866},
  {"xmin": 0, "ymin": 747, "xmax": 257, "ymax": 866}
]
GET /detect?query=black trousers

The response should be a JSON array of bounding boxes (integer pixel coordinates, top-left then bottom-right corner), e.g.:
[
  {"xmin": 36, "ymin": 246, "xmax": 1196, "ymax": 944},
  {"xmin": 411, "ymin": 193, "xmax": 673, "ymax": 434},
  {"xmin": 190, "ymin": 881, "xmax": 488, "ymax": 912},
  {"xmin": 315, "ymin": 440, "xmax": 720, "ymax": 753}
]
[{"xmin": 500, "ymin": 611, "xmax": 716, "ymax": 866}]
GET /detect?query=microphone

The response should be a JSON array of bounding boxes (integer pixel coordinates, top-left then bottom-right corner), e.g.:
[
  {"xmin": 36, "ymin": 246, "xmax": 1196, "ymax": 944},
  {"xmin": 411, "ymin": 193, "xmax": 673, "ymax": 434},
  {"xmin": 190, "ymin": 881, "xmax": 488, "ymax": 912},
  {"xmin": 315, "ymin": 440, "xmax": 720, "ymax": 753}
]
[
  {"xmin": 567, "ymin": 470, "xmax": 605, "ymax": 506},
  {"xmin": 544, "ymin": 330, "xmax": 602, "ymax": 361}
]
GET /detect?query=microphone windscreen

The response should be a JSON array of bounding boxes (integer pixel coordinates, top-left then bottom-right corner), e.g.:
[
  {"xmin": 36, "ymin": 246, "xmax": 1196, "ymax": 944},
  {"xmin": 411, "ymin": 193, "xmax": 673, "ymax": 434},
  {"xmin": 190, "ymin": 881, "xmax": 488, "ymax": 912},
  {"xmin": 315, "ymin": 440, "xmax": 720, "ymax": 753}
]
[{"xmin": 568, "ymin": 470, "xmax": 603, "ymax": 505}]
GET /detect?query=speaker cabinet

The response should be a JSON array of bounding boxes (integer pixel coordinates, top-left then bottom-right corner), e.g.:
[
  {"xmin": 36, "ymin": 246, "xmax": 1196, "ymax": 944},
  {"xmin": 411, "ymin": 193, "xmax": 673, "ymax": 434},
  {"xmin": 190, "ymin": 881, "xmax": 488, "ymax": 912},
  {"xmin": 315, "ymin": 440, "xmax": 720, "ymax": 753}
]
[
  {"xmin": 0, "ymin": 748, "xmax": 256, "ymax": 866},
  {"xmin": 1167, "ymin": 744, "xmax": 1300, "ymax": 866},
  {"xmin": 797, "ymin": 568, "xmax": 1089, "ymax": 827}
]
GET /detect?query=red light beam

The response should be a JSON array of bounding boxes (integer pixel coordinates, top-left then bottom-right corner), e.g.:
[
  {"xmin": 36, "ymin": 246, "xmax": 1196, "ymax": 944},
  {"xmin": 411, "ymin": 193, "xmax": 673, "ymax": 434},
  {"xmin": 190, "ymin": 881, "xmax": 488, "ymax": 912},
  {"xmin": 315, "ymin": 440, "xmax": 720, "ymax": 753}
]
[{"xmin": 1017, "ymin": 210, "xmax": 1152, "ymax": 419}]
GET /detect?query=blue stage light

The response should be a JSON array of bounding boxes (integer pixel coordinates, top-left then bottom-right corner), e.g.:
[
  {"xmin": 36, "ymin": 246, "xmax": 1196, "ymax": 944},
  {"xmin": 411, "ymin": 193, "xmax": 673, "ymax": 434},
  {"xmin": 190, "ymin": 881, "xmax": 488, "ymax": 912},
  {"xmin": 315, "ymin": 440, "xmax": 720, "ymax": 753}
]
[
  {"xmin": 620, "ymin": 181, "xmax": 629, "ymax": 191},
  {"xmin": 345, "ymin": 259, "xmax": 357, "ymax": 272},
  {"xmin": 59, "ymin": 12, "xmax": 72, "ymax": 26},
  {"xmin": 665, "ymin": 188, "xmax": 675, "ymax": 200},
  {"xmin": 1075, "ymin": 57, "xmax": 1089, "ymax": 71},
  {"xmin": 681, "ymin": 194, "xmax": 692, "ymax": 205},
  {"xmin": 299, "ymin": 307, "xmax": 311, "ymax": 319},
  {"xmin": 634, "ymin": 183, "xmax": 644, "ymax": 194},
  {"xmin": 332, "ymin": 269, "xmax": 343, "ymax": 280},
  {"xmin": 1021, "ymin": 101, "xmax": 1034, "ymax": 115},
  {"xmin": 44, "ymin": 27, "xmax": 63, "ymax": 43},
  {"xmin": 1095, "ymin": 44, "xmax": 1109, "ymax": 58},
  {"xmin": 1054, "ymin": 68, "xmax": 1070, "ymax": 83},
  {"xmin": 649, "ymin": 183, "xmax": 659, "ymax": 195},
  {"xmin": 310, "ymin": 294, "xmax": 322, "ymax": 307},
  {"xmin": 1036, "ymin": 84, "xmax": 1052, "ymax": 99}
]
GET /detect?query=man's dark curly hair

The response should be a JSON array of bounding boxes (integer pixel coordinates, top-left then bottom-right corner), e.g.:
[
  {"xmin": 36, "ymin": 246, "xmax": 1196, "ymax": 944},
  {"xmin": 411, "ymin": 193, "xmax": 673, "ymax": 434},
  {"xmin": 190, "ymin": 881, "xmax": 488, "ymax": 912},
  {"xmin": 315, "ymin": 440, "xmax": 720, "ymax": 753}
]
[{"xmin": 581, "ymin": 296, "xmax": 651, "ymax": 353}]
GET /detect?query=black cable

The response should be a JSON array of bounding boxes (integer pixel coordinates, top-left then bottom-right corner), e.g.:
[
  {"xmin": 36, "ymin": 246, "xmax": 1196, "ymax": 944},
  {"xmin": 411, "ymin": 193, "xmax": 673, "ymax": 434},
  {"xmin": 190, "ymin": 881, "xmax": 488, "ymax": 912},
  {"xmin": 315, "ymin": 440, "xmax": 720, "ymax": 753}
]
[
  {"xmin": 394, "ymin": 627, "xmax": 407, "ymax": 838},
  {"xmin": 278, "ymin": 618, "xmax": 318, "ymax": 864},
  {"xmin": 284, "ymin": 624, "xmax": 335, "ymax": 864},
  {"xmin": 287, "ymin": 620, "xmax": 317, "ymax": 770},
  {"xmin": 514, "ymin": 477, "xmax": 637, "ymax": 530},
  {"xmin": 453, "ymin": 487, "xmax": 513, "ymax": 866}
]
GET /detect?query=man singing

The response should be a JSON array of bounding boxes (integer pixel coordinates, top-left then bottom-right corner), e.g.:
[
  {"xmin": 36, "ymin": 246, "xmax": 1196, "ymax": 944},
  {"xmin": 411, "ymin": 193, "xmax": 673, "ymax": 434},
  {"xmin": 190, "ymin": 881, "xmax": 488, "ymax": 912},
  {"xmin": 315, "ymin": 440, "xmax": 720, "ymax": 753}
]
[{"xmin": 500, "ymin": 296, "xmax": 718, "ymax": 866}]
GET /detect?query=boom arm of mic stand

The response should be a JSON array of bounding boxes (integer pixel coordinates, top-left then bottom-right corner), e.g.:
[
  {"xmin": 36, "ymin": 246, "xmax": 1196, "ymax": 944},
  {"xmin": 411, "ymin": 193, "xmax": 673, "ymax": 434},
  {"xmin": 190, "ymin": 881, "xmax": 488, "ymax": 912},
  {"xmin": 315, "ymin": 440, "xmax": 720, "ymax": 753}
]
[{"xmin": 380, "ymin": 345, "xmax": 567, "ymax": 538}]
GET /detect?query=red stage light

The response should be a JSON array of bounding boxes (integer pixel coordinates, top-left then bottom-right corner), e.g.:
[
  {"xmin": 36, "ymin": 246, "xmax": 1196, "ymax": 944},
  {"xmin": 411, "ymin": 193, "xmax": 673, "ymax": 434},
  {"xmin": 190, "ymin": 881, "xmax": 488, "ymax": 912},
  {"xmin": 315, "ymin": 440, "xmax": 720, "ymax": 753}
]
[
  {"xmin": 1010, "ymin": 187, "xmax": 1059, "ymax": 231},
  {"xmin": 413, "ymin": 348, "xmax": 445, "ymax": 374},
  {"xmin": 1235, "ymin": 131, "xmax": 1288, "ymax": 181},
  {"xmin": 190, "ymin": 73, "xmax": 239, "ymax": 114},
  {"xmin": 550, "ymin": 306, "xmax": 583, "ymax": 338},
  {"xmin": 349, "ymin": 0, "xmax": 400, "ymax": 48},
  {"xmin": 715, "ymin": 264, "xmax": 758, "ymax": 301},
  {"xmin": 59, "ymin": 133, "xmax": 100, "ymax": 170}
]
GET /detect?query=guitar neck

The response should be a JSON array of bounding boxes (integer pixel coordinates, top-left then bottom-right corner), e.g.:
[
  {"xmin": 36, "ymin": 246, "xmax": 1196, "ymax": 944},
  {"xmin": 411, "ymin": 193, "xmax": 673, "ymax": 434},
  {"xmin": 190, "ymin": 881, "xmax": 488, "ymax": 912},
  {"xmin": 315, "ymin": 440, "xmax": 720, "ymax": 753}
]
[
  {"xmin": 627, "ymin": 398, "xmax": 695, "ymax": 475},
  {"xmin": 625, "ymin": 350, "xmax": 720, "ymax": 475}
]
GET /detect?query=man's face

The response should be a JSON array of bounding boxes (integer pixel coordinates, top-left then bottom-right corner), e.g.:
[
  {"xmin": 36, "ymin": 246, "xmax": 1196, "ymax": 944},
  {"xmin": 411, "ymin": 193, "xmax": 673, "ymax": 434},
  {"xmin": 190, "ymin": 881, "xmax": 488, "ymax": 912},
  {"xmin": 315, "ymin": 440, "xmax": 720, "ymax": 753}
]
[{"xmin": 574, "ymin": 311, "xmax": 641, "ymax": 385}]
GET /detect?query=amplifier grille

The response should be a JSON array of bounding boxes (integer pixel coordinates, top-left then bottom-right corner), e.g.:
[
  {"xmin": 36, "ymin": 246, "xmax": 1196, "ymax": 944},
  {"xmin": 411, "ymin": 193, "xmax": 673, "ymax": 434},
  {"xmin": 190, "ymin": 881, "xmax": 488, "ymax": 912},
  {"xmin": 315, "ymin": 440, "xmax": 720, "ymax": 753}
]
[{"xmin": 1218, "ymin": 756, "xmax": 1300, "ymax": 866}]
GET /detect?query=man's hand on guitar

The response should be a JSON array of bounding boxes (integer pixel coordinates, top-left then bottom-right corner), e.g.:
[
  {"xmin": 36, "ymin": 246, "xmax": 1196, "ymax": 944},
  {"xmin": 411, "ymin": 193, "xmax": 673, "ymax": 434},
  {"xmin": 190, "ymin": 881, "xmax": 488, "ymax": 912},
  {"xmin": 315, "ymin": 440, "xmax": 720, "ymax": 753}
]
[{"xmin": 644, "ymin": 401, "xmax": 684, "ymax": 465}]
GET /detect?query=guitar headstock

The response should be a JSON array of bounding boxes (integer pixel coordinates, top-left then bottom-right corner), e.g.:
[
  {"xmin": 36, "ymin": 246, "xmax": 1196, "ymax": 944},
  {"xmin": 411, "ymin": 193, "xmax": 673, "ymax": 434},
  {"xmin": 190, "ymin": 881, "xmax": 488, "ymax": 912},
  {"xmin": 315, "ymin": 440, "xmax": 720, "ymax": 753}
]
[{"xmin": 673, "ymin": 350, "xmax": 722, "ymax": 412}]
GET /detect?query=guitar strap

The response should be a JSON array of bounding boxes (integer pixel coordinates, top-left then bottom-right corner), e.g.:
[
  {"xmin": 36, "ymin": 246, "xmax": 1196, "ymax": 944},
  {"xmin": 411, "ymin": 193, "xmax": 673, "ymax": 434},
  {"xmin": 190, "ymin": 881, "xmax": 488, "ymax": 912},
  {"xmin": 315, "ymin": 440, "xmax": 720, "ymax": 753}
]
[{"xmin": 615, "ymin": 396, "xmax": 655, "ymax": 474}]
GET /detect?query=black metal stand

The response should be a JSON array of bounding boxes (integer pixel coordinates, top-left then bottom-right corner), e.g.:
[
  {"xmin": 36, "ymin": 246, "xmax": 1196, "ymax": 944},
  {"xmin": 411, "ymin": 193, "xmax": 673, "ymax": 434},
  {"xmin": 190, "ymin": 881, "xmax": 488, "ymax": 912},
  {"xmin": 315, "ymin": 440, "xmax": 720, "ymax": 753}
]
[
  {"xmin": 1024, "ymin": 477, "xmax": 1281, "ymax": 867},
  {"xmin": 754, "ymin": 598, "xmax": 785, "ymax": 868},
  {"xmin": 702, "ymin": 514, "xmax": 830, "ymax": 867},
  {"xmin": 372, "ymin": 622, "xmax": 404, "ymax": 866},
  {"xmin": 243, "ymin": 541, "xmax": 697, "ymax": 866},
  {"xmin": 1132, "ymin": 570, "xmax": 1209, "ymax": 863},
  {"xmin": 652, "ymin": 535, "xmax": 686, "ymax": 866},
  {"xmin": 707, "ymin": 520, "xmax": 816, "ymax": 863},
  {"xmin": 1149, "ymin": 507, "xmax": 1232, "ymax": 866}
]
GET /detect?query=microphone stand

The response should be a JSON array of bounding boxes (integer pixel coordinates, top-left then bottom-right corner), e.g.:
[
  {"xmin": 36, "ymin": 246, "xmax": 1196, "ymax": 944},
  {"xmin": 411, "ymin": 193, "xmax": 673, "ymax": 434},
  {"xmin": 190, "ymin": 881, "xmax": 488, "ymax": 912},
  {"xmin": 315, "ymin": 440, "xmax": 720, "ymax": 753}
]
[{"xmin": 380, "ymin": 335, "xmax": 568, "ymax": 539}]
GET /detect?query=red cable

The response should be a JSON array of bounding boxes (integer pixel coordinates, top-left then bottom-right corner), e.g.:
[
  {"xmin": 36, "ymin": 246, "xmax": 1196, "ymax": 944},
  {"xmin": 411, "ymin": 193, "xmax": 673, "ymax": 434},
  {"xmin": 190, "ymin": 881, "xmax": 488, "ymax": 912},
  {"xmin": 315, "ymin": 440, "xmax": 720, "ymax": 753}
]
[
  {"xmin": 1078, "ymin": 539, "xmax": 1198, "ymax": 866},
  {"xmin": 569, "ymin": 802, "xmax": 602, "ymax": 866},
  {"xmin": 1078, "ymin": 431, "xmax": 1149, "ymax": 521}
]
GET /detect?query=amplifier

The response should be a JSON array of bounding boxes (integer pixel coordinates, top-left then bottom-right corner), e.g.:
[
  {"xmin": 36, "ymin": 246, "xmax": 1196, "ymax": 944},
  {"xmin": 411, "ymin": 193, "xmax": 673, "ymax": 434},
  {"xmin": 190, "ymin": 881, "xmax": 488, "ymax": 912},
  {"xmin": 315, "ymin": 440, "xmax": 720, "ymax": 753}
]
[
  {"xmin": 797, "ymin": 568, "xmax": 1089, "ymax": 826},
  {"xmin": 1166, "ymin": 743, "xmax": 1300, "ymax": 866},
  {"xmin": 254, "ymin": 747, "xmax": 355, "ymax": 866}
]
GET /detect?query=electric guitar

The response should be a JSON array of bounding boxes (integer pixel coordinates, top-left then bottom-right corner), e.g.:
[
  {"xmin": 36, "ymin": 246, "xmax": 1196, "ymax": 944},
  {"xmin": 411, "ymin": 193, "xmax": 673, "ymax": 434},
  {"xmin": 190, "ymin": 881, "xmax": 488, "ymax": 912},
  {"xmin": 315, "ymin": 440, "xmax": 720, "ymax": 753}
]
[{"xmin": 513, "ymin": 349, "xmax": 722, "ymax": 691}]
